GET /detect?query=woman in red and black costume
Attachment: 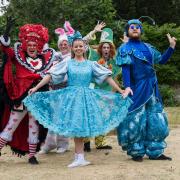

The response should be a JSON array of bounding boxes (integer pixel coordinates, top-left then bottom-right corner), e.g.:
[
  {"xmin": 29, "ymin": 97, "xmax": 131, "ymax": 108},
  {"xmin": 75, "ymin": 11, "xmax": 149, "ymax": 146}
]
[{"xmin": 0, "ymin": 24, "xmax": 55, "ymax": 164}]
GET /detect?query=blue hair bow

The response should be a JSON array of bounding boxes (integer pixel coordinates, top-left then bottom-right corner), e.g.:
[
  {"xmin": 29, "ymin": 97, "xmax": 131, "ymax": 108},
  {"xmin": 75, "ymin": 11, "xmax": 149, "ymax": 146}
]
[{"xmin": 67, "ymin": 31, "xmax": 82, "ymax": 45}]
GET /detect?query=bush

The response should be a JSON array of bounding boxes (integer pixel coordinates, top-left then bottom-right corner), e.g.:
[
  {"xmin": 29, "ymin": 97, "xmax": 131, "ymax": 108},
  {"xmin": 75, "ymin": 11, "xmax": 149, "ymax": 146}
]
[
  {"xmin": 159, "ymin": 84, "xmax": 177, "ymax": 106},
  {"xmin": 142, "ymin": 23, "xmax": 180, "ymax": 85}
]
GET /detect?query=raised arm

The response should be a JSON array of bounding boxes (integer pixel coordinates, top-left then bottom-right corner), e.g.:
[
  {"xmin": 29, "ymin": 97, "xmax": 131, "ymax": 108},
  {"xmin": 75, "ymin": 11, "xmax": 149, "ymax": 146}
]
[
  {"xmin": 83, "ymin": 21, "xmax": 106, "ymax": 42},
  {"xmin": 0, "ymin": 17, "xmax": 15, "ymax": 58},
  {"xmin": 159, "ymin": 33, "xmax": 177, "ymax": 64},
  {"xmin": 120, "ymin": 33, "xmax": 129, "ymax": 43},
  {"xmin": 167, "ymin": 33, "xmax": 176, "ymax": 49}
]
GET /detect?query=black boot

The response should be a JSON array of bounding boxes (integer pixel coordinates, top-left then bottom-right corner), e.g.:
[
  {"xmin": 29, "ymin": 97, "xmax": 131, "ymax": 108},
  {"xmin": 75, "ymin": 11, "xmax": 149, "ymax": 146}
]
[
  {"xmin": 84, "ymin": 141, "xmax": 91, "ymax": 152},
  {"xmin": 96, "ymin": 145, "xmax": 112, "ymax": 150},
  {"xmin": 132, "ymin": 156, "xmax": 143, "ymax": 162},
  {"xmin": 28, "ymin": 156, "xmax": 39, "ymax": 165},
  {"xmin": 149, "ymin": 154, "xmax": 172, "ymax": 161}
]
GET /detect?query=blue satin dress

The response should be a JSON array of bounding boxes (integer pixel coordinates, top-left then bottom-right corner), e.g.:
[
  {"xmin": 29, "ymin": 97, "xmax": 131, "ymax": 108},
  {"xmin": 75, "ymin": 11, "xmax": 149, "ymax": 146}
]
[{"xmin": 23, "ymin": 59, "xmax": 132, "ymax": 138}]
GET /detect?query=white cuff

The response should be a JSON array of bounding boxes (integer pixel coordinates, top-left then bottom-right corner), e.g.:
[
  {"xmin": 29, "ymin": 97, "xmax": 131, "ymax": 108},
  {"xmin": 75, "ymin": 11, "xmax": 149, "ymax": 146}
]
[{"xmin": 0, "ymin": 35, "xmax": 10, "ymax": 46}]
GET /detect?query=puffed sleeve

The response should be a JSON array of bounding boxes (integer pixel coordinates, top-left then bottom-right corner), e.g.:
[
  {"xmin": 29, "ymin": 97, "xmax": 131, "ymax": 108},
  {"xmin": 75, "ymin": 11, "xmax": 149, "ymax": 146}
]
[
  {"xmin": 47, "ymin": 59, "xmax": 68, "ymax": 84},
  {"xmin": 54, "ymin": 51, "xmax": 63, "ymax": 62},
  {"xmin": 92, "ymin": 61, "xmax": 112, "ymax": 84},
  {"xmin": 116, "ymin": 45, "xmax": 132, "ymax": 66}
]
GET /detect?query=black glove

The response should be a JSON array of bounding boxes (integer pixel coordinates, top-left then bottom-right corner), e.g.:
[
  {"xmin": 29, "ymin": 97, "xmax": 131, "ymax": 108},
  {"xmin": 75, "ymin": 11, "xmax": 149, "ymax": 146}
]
[
  {"xmin": 0, "ymin": 16, "xmax": 16, "ymax": 46},
  {"xmin": 4, "ymin": 16, "xmax": 16, "ymax": 38}
]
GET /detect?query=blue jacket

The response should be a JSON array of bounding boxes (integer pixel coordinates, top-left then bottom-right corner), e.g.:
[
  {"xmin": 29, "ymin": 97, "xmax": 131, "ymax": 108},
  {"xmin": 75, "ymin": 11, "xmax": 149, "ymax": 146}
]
[{"xmin": 116, "ymin": 42, "xmax": 163, "ymax": 113}]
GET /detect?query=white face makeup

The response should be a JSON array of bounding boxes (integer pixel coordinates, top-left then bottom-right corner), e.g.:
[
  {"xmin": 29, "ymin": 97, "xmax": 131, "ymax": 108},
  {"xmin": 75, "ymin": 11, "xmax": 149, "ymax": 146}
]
[
  {"xmin": 26, "ymin": 41, "xmax": 38, "ymax": 58},
  {"xmin": 59, "ymin": 40, "xmax": 70, "ymax": 55}
]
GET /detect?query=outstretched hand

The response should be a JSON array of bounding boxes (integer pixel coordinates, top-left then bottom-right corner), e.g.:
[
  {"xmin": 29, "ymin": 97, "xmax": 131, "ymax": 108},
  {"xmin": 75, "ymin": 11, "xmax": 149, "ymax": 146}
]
[
  {"xmin": 28, "ymin": 87, "xmax": 38, "ymax": 95},
  {"xmin": 120, "ymin": 33, "xmax": 129, "ymax": 43},
  {"xmin": 122, "ymin": 87, "xmax": 133, "ymax": 98},
  {"xmin": 94, "ymin": 21, "xmax": 106, "ymax": 32},
  {"xmin": 167, "ymin": 33, "xmax": 177, "ymax": 49}
]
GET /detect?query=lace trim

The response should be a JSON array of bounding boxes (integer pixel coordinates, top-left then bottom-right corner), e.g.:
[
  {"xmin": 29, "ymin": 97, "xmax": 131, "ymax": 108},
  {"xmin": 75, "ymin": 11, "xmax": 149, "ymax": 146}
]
[
  {"xmin": 14, "ymin": 42, "xmax": 55, "ymax": 74},
  {"xmin": 23, "ymin": 89, "xmax": 132, "ymax": 138}
]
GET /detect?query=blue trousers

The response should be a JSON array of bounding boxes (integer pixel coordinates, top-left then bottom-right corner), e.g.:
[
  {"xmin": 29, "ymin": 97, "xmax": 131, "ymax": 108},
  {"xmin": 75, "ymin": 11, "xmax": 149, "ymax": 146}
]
[{"xmin": 117, "ymin": 95, "xmax": 169, "ymax": 158}]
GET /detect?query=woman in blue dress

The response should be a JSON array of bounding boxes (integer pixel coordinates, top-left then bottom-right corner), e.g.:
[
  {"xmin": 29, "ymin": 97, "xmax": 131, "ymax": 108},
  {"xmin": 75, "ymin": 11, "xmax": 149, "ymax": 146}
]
[{"xmin": 23, "ymin": 32, "xmax": 132, "ymax": 168}]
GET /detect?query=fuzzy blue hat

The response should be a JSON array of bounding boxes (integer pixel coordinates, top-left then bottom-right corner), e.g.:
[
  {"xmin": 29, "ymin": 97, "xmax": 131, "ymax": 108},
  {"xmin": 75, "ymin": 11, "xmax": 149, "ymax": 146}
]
[{"xmin": 125, "ymin": 19, "xmax": 143, "ymax": 36}]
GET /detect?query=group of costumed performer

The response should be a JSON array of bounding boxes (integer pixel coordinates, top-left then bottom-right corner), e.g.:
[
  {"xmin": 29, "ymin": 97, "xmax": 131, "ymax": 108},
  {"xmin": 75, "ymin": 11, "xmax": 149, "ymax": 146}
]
[
  {"xmin": 83, "ymin": 26, "xmax": 121, "ymax": 151},
  {"xmin": 116, "ymin": 19, "xmax": 176, "ymax": 162},
  {"xmin": 0, "ymin": 22, "xmax": 56, "ymax": 164},
  {"xmin": 39, "ymin": 21, "xmax": 109, "ymax": 154},
  {"xmin": 22, "ymin": 26, "xmax": 132, "ymax": 167},
  {"xmin": 0, "ymin": 17, "xmax": 176, "ymax": 167}
]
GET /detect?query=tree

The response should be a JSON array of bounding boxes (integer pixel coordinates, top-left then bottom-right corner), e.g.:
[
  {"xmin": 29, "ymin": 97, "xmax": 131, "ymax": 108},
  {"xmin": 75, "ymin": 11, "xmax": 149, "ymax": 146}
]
[
  {"xmin": 3, "ymin": 0, "xmax": 116, "ymax": 47},
  {"xmin": 113, "ymin": 0, "xmax": 180, "ymax": 25}
]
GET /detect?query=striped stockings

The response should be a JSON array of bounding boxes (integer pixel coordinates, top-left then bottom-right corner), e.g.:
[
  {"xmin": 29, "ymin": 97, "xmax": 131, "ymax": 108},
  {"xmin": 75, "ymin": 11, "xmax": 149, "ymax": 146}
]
[
  {"xmin": 29, "ymin": 144, "xmax": 37, "ymax": 158},
  {"xmin": 0, "ymin": 137, "xmax": 7, "ymax": 151}
]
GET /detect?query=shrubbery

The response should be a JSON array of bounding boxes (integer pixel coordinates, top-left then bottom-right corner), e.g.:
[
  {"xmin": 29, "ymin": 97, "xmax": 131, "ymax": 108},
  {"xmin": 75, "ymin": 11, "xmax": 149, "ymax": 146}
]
[
  {"xmin": 159, "ymin": 84, "xmax": 176, "ymax": 106},
  {"xmin": 0, "ymin": 0, "xmax": 179, "ymax": 106}
]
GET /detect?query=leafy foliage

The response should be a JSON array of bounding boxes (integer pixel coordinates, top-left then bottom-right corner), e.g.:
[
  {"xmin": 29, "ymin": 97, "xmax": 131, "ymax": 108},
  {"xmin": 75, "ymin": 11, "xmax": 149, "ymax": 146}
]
[
  {"xmin": 0, "ymin": 0, "xmax": 179, "ymax": 106},
  {"xmin": 159, "ymin": 84, "xmax": 177, "ymax": 106},
  {"xmin": 141, "ymin": 23, "xmax": 180, "ymax": 85},
  {"xmin": 113, "ymin": 0, "xmax": 180, "ymax": 25},
  {"xmin": 2, "ymin": 0, "xmax": 116, "ymax": 48}
]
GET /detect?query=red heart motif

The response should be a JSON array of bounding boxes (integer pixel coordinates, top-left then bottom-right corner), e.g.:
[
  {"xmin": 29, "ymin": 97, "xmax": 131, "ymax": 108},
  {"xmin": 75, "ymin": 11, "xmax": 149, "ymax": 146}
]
[
  {"xmin": 8, "ymin": 128, "xmax": 12, "ymax": 131},
  {"xmin": 30, "ymin": 61, "xmax": 39, "ymax": 67},
  {"xmin": 13, "ymin": 119, "xmax": 18, "ymax": 122},
  {"xmin": 29, "ymin": 125, "xmax": 32, "ymax": 128}
]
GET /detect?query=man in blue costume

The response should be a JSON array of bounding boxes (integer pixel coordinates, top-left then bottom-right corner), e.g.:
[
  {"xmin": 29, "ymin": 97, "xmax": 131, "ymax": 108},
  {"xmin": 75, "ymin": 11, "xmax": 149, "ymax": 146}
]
[{"xmin": 116, "ymin": 19, "xmax": 176, "ymax": 162}]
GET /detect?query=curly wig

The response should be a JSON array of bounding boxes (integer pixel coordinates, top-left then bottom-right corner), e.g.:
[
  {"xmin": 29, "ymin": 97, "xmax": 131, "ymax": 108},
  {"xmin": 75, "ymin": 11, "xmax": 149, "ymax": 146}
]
[{"xmin": 97, "ymin": 42, "xmax": 116, "ymax": 59}]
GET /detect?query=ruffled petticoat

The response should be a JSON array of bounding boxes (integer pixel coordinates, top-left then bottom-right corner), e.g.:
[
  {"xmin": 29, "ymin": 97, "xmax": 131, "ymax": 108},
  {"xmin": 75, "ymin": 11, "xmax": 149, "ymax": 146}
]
[{"xmin": 23, "ymin": 86, "xmax": 132, "ymax": 137}]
